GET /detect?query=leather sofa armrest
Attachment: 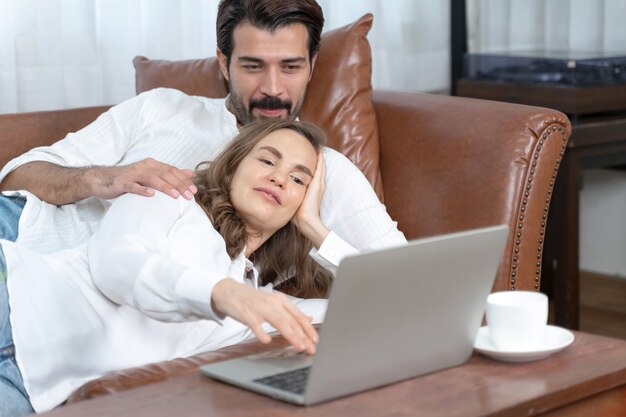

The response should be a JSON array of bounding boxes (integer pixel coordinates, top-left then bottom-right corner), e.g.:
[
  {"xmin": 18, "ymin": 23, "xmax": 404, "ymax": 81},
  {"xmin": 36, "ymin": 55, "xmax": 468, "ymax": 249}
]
[
  {"xmin": 373, "ymin": 90, "xmax": 571, "ymax": 292},
  {"xmin": 0, "ymin": 106, "xmax": 110, "ymax": 169}
]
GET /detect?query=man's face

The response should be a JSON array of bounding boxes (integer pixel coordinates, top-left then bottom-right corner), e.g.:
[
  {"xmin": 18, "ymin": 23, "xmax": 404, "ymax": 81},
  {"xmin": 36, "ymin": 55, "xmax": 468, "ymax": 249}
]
[{"xmin": 217, "ymin": 22, "xmax": 317, "ymax": 125}]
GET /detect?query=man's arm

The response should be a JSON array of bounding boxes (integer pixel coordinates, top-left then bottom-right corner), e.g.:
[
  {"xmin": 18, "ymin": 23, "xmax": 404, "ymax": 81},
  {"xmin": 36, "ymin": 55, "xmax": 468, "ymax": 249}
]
[
  {"xmin": 0, "ymin": 89, "xmax": 203, "ymax": 205},
  {"xmin": 0, "ymin": 159, "xmax": 196, "ymax": 206}
]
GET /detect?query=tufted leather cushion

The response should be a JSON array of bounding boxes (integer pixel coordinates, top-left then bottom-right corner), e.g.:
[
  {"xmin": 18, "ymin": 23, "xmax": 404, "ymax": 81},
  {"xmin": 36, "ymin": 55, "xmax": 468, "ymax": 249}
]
[
  {"xmin": 133, "ymin": 56, "xmax": 228, "ymax": 99},
  {"xmin": 133, "ymin": 14, "xmax": 383, "ymax": 199}
]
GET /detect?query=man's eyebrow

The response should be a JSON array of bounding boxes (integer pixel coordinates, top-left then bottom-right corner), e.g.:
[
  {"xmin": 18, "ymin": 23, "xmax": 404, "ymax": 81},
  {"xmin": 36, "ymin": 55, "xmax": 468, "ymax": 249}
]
[
  {"xmin": 258, "ymin": 146, "xmax": 313, "ymax": 177},
  {"xmin": 281, "ymin": 57, "xmax": 307, "ymax": 65},
  {"xmin": 237, "ymin": 56, "xmax": 264, "ymax": 64},
  {"xmin": 237, "ymin": 56, "xmax": 307, "ymax": 65}
]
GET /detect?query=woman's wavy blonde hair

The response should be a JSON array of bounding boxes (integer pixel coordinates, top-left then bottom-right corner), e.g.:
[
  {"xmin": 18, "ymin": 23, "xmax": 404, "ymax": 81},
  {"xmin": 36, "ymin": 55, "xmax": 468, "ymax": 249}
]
[{"xmin": 194, "ymin": 119, "xmax": 332, "ymax": 298}]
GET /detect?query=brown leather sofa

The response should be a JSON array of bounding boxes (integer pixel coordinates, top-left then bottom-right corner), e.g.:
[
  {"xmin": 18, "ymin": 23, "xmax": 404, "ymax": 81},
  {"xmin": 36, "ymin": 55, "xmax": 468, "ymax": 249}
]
[{"xmin": 0, "ymin": 14, "xmax": 570, "ymax": 404}]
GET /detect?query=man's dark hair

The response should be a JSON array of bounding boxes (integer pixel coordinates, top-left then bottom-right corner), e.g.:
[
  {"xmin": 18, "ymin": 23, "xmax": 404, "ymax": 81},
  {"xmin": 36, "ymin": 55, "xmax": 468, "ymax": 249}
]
[{"xmin": 217, "ymin": 0, "xmax": 324, "ymax": 67}]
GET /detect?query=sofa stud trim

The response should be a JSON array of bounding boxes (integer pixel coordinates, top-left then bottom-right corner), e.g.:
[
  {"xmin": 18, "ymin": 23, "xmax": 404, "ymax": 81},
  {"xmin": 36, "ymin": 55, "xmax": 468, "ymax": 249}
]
[{"xmin": 511, "ymin": 124, "xmax": 569, "ymax": 291}]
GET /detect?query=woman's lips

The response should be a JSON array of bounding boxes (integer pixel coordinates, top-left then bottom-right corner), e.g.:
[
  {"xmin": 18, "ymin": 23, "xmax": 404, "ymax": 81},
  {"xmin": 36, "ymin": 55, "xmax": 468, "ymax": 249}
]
[{"xmin": 254, "ymin": 187, "xmax": 281, "ymax": 205}]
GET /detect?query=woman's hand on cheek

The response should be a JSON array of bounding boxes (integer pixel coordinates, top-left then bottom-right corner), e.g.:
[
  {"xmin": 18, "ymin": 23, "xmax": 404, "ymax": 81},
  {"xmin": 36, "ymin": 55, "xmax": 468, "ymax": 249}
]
[
  {"xmin": 211, "ymin": 278, "xmax": 319, "ymax": 355},
  {"xmin": 292, "ymin": 152, "xmax": 329, "ymax": 248}
]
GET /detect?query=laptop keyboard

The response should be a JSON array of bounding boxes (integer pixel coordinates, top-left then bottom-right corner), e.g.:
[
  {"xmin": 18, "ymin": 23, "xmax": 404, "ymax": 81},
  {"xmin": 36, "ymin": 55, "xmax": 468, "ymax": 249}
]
[{"xmin": 253, "ymin": 366, "xmax": 311, "ymax": 395}]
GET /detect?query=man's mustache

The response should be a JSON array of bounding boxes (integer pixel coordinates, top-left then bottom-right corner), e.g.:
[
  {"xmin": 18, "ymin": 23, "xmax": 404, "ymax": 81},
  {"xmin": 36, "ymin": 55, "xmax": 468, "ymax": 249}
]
[{"xmin": 249, "ymin": 96, "xmax": 292, "ymax": 112}]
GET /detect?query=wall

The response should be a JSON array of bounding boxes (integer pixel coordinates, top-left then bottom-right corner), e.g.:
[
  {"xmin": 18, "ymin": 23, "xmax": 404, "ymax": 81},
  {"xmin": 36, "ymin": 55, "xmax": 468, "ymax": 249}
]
[{"xmin": 580, "ymin": 169, "xmax": 626, "ymax": 279}]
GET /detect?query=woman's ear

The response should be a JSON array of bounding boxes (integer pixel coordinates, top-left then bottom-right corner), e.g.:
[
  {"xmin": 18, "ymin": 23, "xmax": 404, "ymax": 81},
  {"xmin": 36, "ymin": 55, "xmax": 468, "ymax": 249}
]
[{"xmin": 216, "ymin": 48, "xmax": 230, "ymax": 81}]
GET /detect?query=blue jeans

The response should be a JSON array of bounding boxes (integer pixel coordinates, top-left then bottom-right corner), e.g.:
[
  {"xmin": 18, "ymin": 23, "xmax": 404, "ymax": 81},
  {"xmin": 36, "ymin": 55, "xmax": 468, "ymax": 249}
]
[
  {"xmin": 0, "ymin": 195, "xmax": 25, "ymax": 243},
  {"xmin": 0, "ymin": 196, "xmax": 34, "ymax": 416}
]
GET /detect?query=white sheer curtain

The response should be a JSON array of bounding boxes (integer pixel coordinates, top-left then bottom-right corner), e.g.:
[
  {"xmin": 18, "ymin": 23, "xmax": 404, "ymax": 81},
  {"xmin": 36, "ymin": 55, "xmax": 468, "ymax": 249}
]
[
  {"xmin": 0, "ymin": 0, "xmax": 219, "ymax": 113},
  {"xmin": 3, "ymin": 1, "xmax": 625, "ymax": 114},
  {"xmin": 319, "ymin": 0, "xmax": 449, "ymax": 94},
  {"xmin": 0, "ymin": 0, "xmax": 449, "ymax": 114},
  {"xmin": 467, "ymin": 0, "xmax": 626, "ymax": 53}
]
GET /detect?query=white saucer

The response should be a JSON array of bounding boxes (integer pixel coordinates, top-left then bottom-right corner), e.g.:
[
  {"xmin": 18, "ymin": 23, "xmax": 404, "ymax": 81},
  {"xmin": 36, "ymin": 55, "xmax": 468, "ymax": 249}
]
[{"xmin": 474, "ymin": 325, "xmax": 575, "ymax": 363}]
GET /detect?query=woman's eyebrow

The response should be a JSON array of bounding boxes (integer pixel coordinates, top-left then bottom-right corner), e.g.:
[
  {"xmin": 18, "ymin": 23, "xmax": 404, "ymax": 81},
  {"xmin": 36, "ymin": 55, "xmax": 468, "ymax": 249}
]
[
  {"xmin": 295, "ymin": 164, "xmax": 313, "ymax": 177},
  {"xmin": 258, "ymin": 146, "xmax": 313, "ymax": 177},
  {"xmin": 259, "ymin": 146, "xmax": 282, "ymax": 159}
]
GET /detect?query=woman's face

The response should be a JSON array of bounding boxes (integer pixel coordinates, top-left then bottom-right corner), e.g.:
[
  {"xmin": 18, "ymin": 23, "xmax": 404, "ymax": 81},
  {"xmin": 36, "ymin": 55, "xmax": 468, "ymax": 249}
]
[{"xmin": 230, "ymin": 128, "xmax": 317, "ymax": 237}]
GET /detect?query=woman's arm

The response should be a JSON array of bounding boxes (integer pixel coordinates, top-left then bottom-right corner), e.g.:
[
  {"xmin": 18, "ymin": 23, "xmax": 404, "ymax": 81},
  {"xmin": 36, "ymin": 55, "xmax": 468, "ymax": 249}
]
[
  {"xmin": 88, "ymin": 192, "xmax": 226, "ymax": 322},
  {"xmin": 89, "ymin": 191, "xmax": 317, "ymax": 353},
  {"xmin": 292, "ymin": 152, "xmax": 329, "ymax": 248},
  {"xmin": 293, "ymin": 153, "xmax": 359, "ymax": 275},
  {"xmin": 211, "ymin": 278, "xmax": 318, "ymax": 353}
]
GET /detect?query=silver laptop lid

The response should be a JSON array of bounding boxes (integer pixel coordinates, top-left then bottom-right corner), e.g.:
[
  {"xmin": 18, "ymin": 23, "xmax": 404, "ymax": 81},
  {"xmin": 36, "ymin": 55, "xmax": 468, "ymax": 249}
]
[{"xmin": 303, "ymin": 224, "xmax": 508, "ymax": 404}]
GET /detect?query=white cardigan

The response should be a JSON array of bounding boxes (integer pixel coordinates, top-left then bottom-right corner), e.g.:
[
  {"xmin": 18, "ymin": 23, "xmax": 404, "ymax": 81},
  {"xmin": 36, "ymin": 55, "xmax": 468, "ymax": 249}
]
[{"xmin": 4, "ymin": 191, "xmax": 353, "ymax": 412}]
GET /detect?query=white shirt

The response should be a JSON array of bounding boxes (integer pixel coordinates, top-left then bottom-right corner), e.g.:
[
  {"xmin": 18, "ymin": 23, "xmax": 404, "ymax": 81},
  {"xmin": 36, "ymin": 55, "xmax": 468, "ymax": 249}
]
[
  {"xmin": 4, "ymin": 191, "xmax": 345, "ymax": 412},
  {"xmin": 0, "ymin": 88, "xmax": 406, "ymax": 258}
]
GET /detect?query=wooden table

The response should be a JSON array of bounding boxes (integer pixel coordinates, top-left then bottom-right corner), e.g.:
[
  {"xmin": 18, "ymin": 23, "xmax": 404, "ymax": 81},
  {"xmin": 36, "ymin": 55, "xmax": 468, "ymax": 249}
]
[
  {"xmin": 457, "ymin": 79, "xmax": 626, "ymax": 330},
  {"xmin": 36, "ymin": 331, "xmax": 626, "ymax": 417}
]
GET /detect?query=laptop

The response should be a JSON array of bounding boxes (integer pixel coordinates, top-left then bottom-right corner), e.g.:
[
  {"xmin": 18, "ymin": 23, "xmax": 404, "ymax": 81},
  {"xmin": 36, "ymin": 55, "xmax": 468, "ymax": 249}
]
[{"xmin": 200, "ymin": 224, "xmax": 509, "ymax": 405}]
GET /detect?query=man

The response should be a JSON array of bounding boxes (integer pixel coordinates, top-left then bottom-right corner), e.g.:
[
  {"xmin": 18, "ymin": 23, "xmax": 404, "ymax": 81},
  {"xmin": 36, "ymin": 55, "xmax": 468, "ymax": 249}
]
[{"xmin": 0, "ymin": 0, "xmax": 405, "ymax": 257}]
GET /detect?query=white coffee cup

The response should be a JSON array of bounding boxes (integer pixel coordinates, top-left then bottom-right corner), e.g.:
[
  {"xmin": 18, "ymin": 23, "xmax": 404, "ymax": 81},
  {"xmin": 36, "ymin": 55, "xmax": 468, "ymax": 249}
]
[{"xmin": 486, "ymin": 291, "xmax": 548, "ymax": 351}]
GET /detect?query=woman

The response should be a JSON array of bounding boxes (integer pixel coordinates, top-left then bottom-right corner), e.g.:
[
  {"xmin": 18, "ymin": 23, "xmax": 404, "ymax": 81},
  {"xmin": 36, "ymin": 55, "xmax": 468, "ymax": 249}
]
[{"xmin": 0, "ymin": 119, "xmax": 357, "ymax": 415}]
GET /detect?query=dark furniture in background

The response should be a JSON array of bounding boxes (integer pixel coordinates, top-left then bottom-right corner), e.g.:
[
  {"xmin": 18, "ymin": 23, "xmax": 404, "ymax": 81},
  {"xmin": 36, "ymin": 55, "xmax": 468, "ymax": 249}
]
[
  {"xmin": 457, "ymin": 79, "xmax": 626, "ymax": 330},
  {"xmin": 450, "ymin": 0, "xmax": 626, "ymax": 330},
  {"xmin": 449, "ymin": 0, "xmax": 467, "ymax": 96}
]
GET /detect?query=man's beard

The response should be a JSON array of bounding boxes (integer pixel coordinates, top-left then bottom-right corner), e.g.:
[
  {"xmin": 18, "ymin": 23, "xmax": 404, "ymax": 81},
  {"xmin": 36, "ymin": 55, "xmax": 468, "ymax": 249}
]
[{"xmin": 227, "ymin": 83, "xmax": 305, "ymax": 125}]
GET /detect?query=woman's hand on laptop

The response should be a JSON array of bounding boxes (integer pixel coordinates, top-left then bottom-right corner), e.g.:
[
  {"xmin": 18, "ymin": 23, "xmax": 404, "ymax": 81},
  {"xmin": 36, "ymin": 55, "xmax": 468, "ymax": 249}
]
[{"xmin": 211, "ymin": 278, "xmax": 318, "ymax": 355}]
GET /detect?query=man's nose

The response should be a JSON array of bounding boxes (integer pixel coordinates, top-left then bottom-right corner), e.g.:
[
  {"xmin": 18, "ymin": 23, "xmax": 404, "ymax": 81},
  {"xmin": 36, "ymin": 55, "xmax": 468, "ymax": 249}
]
[{"xmin": 260, "ymin": 67, "xmax": 284, "ymax": 97}]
